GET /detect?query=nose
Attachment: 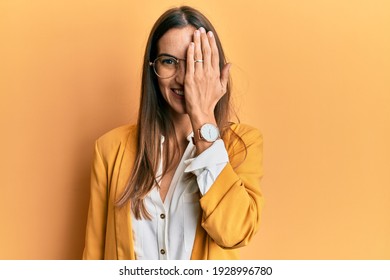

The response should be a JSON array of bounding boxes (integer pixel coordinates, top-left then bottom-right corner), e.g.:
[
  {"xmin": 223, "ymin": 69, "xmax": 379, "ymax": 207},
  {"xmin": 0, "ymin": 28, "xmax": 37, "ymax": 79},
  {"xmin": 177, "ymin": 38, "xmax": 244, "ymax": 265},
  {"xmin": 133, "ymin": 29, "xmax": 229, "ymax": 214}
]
[{"xmin": 174, "ymin": 61, "xmax": 186, "ymax": 85}]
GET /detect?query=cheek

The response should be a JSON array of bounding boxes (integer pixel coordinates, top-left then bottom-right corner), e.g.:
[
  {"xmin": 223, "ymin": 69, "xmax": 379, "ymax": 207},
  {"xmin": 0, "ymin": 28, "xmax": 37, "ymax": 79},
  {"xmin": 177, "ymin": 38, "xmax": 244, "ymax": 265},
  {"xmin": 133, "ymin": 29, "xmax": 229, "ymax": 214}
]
[{"xmin": 157, "ymin": 79, "xmax": 170, "ymax": 98}]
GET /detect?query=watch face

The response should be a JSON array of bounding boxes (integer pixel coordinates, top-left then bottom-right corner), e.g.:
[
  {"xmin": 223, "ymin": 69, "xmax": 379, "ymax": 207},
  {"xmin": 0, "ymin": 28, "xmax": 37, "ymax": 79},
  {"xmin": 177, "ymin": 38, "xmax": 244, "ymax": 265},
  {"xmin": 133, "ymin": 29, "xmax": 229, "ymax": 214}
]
[{"xmin": 200, "ymin": 123, "xmax": 220, "ymax": 142}]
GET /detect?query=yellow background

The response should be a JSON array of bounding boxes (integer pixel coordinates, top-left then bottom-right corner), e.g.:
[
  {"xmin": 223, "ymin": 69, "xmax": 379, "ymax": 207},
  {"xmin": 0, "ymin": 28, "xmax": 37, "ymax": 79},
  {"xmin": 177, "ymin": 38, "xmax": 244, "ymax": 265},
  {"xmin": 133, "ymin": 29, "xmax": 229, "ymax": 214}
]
[{"xmin": 1, "ymin": 0, "xmax": 389, "ymax": 259}]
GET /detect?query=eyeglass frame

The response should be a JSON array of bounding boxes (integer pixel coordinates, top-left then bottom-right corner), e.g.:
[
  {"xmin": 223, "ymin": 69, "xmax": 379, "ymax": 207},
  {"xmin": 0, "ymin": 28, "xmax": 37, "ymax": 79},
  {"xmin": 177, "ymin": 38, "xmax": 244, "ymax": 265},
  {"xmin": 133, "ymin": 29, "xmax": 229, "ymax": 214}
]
[{"xmin": 149, "ymin": 54, "xmax": 187, "ymax": 79}]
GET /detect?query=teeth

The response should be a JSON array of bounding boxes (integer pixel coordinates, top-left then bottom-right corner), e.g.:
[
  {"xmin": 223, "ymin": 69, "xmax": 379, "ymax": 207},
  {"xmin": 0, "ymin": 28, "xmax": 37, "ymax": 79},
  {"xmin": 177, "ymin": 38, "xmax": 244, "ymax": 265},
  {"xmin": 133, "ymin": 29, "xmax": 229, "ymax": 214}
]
[{"xmin": 173, "ymin": 89, "xmax": 184, "ymax": 96}]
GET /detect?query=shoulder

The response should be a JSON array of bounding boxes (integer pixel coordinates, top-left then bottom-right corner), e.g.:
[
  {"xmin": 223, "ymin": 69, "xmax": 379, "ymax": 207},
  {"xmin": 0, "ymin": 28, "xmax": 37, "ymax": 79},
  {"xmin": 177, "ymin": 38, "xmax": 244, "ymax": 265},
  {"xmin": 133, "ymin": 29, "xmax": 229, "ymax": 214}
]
[
  {"xmin": 95, "ymin": 124, "xmax": 137, "ymax": 155},
  {"xmin": 223, "ymin": 123, "xmax": 263, "ymax": 168},
  {"xmin": 225, "ymin": 123, "xmax": 263, "ymax": 144},
  {"xmin": 97, "ymin": 124, "xmax": 137, "ymax": 143}
]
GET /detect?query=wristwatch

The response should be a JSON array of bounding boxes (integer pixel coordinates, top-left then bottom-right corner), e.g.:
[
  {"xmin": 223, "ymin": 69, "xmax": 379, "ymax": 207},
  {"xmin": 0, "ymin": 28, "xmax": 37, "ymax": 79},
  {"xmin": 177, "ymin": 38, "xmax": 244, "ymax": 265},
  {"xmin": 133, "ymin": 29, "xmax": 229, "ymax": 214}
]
[{"xmin": 195, "ymin": 123, "xmax": 220, "ymax": 143}]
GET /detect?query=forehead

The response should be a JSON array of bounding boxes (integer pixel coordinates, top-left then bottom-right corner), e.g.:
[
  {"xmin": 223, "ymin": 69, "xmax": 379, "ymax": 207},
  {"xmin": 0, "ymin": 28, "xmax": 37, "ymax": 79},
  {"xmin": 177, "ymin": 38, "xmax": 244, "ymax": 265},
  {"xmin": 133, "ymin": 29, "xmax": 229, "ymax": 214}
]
[{"xmin": 157, "ymin": 26, "xmax": 196, "ymax": 57}]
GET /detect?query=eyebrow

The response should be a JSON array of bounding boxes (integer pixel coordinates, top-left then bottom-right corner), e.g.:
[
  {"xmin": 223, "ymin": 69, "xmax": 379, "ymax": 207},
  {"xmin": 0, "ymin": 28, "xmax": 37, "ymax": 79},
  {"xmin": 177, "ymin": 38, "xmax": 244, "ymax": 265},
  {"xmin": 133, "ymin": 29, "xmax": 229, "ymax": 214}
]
[{"xmin": 157, "ymin": 53, "xmax": 186, "ymax": 60}]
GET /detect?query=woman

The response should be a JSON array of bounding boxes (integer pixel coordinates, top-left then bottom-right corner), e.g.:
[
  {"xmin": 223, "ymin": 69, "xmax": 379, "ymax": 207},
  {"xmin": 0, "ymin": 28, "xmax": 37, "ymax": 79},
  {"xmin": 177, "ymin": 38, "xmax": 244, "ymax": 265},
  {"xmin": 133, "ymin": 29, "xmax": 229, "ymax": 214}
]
[{"xmin": 83, "ymin": 6, "xmax": 263, "ymax": 260}]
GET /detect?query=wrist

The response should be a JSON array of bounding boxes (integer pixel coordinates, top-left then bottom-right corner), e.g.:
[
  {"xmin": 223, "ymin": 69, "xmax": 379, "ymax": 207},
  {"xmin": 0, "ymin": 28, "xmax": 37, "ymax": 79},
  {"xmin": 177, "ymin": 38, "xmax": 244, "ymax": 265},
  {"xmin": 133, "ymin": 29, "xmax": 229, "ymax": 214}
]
[
  {"xmin": 188, "ymin": 110, "xmax": 215, "ymax": 127},
  {"xmin": 192, "ymin": 123, "xmax": 220, "ymax": 146}
]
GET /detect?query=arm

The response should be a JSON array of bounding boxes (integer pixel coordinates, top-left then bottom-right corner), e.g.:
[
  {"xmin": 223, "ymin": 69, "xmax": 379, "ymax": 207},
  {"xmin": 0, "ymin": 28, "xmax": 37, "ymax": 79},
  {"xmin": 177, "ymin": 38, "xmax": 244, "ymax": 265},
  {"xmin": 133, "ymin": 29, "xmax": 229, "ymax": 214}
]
[
  {"xmin": 199, "ymin": 127, "xmax": 263, "ymax": 248},
  {"xmin": 82, "ymin": 141, "xmax": 108, "ymax": 259},
  {"xmin": 184, "ymin": 27, "xmax": 231, "ymax": 155},
  {"xmin": 184, "ymin": 28, "xmax": 263, "ymax": 248}
]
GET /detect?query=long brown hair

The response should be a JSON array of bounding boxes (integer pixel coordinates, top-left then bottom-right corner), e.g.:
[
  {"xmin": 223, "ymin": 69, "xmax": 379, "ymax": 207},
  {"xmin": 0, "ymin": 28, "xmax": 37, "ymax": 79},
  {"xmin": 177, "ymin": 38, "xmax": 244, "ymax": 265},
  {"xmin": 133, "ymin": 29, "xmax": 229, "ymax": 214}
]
[{"xmin": 117, "ymin": 6, "xmax": 234, "ymax": 219}]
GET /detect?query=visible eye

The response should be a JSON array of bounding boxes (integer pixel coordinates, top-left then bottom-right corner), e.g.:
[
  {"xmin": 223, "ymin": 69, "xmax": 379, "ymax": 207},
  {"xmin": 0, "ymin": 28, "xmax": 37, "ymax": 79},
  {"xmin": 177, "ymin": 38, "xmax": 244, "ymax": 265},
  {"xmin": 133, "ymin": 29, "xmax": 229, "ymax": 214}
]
[{"xmin": 159, "ymin": 56, "xmax": 178, "ymax": 66}]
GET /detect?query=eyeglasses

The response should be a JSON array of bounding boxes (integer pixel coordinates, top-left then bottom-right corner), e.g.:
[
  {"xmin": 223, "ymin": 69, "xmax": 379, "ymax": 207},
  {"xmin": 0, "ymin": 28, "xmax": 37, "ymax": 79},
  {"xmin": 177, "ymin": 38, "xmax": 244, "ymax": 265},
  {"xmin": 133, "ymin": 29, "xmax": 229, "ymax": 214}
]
[{"xmin": 149, "ymin": 54, "xmax": 186, "ymax": 79}]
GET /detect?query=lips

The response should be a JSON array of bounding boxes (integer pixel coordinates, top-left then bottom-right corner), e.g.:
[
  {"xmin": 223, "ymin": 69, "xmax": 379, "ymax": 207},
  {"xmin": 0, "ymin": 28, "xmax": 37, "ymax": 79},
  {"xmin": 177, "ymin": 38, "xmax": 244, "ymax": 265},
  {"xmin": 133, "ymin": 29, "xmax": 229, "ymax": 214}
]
[
  {"xmin": 172, "ymin": 89, "xmax": 184, "ymax": 96},
  {"xmin": 171, "ymin": 88, "xmax": 185, "ymax": 99}
]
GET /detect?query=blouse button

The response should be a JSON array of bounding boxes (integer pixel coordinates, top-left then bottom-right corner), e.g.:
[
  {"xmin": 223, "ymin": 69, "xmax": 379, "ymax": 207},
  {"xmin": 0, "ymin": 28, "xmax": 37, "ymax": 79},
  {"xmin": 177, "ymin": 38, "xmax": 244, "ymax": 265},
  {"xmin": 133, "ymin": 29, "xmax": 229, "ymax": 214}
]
[
  {"xmin": 160, "ymin": 249, "xmax": 166, "ymax": 255},
  {"xmin": 160, "ymin": 213, "xmax": 166, "ymax": 219}
]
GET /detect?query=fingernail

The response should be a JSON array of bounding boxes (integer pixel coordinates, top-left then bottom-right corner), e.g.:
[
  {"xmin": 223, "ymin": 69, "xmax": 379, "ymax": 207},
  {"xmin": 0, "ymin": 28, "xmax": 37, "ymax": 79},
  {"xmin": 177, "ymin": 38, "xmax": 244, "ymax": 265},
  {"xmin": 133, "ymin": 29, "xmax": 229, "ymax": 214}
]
[
  {"xmin": 208, "ymin": 31, "xmax": 213, "ymax": 37},
  {"xmin": 194, "ymin": 30, "xmax": 200, "ymax": 36},
  {"xmin": 199, "ymin": 27, "xmax": 206, "ymax": 33}
]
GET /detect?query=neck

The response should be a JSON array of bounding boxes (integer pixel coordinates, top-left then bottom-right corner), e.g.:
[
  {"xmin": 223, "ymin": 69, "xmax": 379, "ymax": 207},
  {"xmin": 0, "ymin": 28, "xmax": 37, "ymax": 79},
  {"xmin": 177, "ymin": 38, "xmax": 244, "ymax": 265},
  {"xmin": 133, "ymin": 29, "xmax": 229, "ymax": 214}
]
[{"xmin": 163, "ymin": 112, "xmax": 191, "ymax": 169}]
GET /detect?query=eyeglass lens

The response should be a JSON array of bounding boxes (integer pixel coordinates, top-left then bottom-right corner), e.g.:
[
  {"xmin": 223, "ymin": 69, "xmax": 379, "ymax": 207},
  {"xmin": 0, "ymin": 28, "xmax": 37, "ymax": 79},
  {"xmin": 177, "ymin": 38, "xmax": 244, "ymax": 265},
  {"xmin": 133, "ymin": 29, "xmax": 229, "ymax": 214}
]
[{"xmin": 153, "ymin": 55, "xmax": 180, "ymax": 78}]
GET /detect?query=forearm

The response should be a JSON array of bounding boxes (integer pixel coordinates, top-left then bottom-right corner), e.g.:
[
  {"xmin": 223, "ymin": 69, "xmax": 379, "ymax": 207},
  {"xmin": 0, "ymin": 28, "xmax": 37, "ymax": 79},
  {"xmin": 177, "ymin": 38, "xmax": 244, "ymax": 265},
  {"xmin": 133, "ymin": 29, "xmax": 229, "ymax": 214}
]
[{"xmin": 197, "ymin": 126, "xmax": 264, "ymax": 248}]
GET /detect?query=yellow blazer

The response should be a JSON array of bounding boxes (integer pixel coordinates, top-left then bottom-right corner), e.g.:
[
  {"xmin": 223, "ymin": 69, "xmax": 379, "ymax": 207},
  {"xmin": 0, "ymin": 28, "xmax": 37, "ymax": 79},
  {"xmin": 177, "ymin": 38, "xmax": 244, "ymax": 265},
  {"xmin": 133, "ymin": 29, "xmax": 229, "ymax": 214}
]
[{"xmin": 82, "ymin": 123, "xmax": 264, "ymax": 259}]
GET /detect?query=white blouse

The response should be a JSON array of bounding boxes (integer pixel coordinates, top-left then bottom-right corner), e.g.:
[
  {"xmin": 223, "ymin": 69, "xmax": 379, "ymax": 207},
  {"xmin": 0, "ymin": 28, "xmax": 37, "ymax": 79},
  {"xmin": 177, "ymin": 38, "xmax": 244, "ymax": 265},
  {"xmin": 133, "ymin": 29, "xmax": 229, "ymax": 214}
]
[{"xmin": 130, "ymin": 133, "xmax": 229, "ymax": 260}]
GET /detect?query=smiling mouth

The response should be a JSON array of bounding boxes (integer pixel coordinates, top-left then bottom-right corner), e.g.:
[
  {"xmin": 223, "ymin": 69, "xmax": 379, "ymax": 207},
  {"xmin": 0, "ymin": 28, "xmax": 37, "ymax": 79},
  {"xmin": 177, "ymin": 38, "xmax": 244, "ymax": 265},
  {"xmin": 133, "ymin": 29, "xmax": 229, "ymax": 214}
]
[{"xmin": 172, "ymin": 89, "xmax": 184, "ymax": 97}]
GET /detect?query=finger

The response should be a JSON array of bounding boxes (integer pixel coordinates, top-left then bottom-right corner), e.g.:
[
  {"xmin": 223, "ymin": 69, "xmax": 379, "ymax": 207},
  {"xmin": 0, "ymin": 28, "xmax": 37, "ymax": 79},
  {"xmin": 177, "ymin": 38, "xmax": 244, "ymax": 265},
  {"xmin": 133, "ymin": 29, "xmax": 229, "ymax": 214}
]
[
  {"xmin": 193, "ymin": 29, "xmax": 203, "ymax": 70},
  {"xmin": 200, "ymin": 27, "xmax": 211, "ymax": 70},
  {"xmin": 208, "ymin": 31, "xmax": 220, "ymax": 71},
  {"xmin": 220, "ymin": 63, "xmax": 231, "ymax": 94},
  {"xmin": 186, "ymin": 42, "xmax": 195, "ymax": 75}
]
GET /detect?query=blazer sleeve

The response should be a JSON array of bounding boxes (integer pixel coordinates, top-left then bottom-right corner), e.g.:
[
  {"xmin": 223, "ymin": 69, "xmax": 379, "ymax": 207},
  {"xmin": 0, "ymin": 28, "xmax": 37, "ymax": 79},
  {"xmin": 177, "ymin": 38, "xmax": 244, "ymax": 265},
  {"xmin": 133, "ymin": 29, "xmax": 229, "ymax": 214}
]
[
  {"xmin": 82, "ymin": 141, "xmax": 108, "ymax": 259},
  {"xmin": 199, "ymin": 127, "xmax": 264, "ymax": 249}
]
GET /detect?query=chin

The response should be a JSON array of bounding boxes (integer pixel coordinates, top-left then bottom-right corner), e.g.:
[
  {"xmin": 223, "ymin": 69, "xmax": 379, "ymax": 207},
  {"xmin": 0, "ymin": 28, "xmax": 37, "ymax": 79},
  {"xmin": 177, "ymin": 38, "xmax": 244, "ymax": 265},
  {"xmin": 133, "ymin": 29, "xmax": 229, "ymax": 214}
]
[
  {"xmin": 172, "ymin": 105, "xmax": 188, "ymax": 115},
  {"xmin": 161, "ymin": 88, "xmax": 188, "ymax": 116},
  {"xmin": 166, "ymin": 102, "xmax": 188, "ymax": 117}
]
